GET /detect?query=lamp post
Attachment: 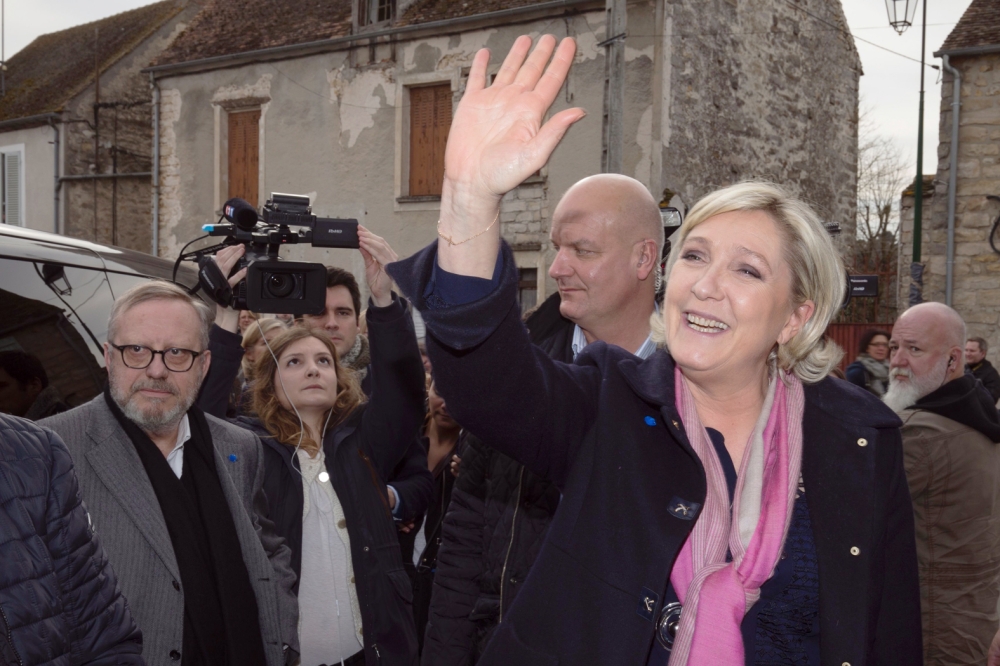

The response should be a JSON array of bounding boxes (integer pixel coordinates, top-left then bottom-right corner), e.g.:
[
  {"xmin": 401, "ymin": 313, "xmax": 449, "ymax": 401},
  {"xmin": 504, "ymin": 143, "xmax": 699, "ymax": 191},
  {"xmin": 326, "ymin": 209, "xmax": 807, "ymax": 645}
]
[{"xmin": 885, "ymin": 0, "xmax": 928, "ymax": 305}]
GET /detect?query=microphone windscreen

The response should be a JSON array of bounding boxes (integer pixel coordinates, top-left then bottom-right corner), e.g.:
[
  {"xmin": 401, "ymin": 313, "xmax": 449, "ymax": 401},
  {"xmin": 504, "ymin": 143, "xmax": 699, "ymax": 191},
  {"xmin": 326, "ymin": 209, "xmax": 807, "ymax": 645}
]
[{"xmin": 223, "ymin": 198, "xmax": 259, "ymax": 231}]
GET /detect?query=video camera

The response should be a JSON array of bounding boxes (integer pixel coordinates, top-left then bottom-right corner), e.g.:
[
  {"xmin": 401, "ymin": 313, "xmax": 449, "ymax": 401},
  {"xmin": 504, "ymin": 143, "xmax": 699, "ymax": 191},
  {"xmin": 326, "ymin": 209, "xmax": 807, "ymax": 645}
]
[{"xmin": 188, "ymin": 193, "xmax": 360, "ymax": 315}]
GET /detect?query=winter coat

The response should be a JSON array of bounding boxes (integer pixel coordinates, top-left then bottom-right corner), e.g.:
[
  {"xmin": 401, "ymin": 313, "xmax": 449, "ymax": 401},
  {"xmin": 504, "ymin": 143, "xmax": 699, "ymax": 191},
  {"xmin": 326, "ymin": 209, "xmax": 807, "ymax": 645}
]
[
  {"xmin": 898, "ymin": 374, "xmax": 1000, "ymax": 666},
  {"xmin": 967, "ymin": 357, "xmax": 1000, "ymax": 403},
  {"xmin": 202, "ymin": 294, "xmax": 428, "ymax": 666},
  {"xmin": 421, "ymin": 294, "xmax": 568, "ymax": 665},
  {"xmin": 388, "ymin": 241, "xmax": 922, "ymax": 666},
  {"xmin": 0, "ymin": 413, "xmax": 144, "ymax": 665}
]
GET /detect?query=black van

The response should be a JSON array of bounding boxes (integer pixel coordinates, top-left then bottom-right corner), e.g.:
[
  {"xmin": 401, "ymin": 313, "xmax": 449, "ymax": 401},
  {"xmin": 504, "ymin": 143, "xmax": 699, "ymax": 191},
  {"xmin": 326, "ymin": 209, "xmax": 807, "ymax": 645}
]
[{"xmin": 0, "ymin": 225, "xmax": 201, "ymax": 414}]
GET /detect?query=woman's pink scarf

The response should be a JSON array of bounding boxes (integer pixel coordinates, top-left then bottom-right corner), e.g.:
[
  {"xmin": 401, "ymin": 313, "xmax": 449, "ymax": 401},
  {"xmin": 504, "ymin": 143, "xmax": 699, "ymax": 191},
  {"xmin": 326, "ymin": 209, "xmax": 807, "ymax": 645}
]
[{"xmin": 667, "ymin": 367, "xmax": 805, "ymax": 666}]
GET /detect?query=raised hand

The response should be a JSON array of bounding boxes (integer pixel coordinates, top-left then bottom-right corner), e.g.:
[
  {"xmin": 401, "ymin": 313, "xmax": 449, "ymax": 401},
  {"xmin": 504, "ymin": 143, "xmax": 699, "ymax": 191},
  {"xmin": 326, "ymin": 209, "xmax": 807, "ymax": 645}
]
[
  {"xmin": 358, "ymin": 226, "xmax": 398, "ymax": 308},
  {"xmin": 210, "ymin": 244, "xmax": 248, "ymax": 333},
  {"xmin": 438, "ymin": 35, "xmax": 585, "ymax": 278}
]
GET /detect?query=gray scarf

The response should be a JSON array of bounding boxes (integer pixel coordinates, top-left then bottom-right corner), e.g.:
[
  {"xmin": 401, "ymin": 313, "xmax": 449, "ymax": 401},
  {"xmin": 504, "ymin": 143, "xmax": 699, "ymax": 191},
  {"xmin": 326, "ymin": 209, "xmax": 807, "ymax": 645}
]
[
  {"xmin": 857, "ymin": 353, "xmax": 890, "ymax": 396},
  {"xmin": 340, "ymin": 333, "xmax": 371, "ymax": 383}
]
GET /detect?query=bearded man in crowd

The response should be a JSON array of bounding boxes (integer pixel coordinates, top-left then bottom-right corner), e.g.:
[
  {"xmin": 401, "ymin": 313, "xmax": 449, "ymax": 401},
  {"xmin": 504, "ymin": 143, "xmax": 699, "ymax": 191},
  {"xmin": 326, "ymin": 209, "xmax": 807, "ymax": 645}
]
[{"xmin": 884, "ymin": 302, "xmax": 1000, "ymax": 666}]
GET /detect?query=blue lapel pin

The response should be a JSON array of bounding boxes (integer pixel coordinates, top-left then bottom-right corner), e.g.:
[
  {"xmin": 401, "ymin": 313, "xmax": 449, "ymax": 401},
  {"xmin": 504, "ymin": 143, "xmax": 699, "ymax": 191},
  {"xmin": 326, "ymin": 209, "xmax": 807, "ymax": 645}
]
[
  {"xmin": 228, "ymin": 454, "xmax": 238, "ymax": 462},
  {"xmin": 644, "ymin": 416, "xmax": 657, "ymax": 426}
]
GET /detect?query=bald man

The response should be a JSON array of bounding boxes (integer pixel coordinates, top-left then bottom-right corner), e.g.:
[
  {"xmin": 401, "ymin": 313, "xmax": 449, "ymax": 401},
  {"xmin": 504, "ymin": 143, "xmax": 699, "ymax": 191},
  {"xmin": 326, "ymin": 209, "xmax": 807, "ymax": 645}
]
[
  {"xmin": 421, "ymin": 174, "xmax": 662, "ymax": 665},
  {"xmin": 884, "ymin": 302, "xmax": 1000, "ymax": 666}
]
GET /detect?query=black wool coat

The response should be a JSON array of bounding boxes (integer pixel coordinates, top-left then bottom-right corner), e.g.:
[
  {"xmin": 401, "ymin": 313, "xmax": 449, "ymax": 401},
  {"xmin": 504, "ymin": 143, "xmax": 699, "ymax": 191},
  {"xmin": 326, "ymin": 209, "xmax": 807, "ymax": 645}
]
[
  {"xmin": 388, "ymin": 242, "xmax": 922, "ymax": 666},
  {"xmin": 421, "ymin": 293, "xmax": 569, "ymax": 665}
]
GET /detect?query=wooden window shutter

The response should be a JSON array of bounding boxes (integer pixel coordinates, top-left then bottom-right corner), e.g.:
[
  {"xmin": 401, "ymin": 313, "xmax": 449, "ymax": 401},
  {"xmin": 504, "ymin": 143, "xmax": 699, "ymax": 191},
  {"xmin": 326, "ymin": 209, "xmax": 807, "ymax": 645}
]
[
  {"xmin": 228, "ymin": 110, "xmax": 260, "ymax": 204},
  {"xmin": 409, "ymin": 84, "xmax": 452, "ymax": 197}
]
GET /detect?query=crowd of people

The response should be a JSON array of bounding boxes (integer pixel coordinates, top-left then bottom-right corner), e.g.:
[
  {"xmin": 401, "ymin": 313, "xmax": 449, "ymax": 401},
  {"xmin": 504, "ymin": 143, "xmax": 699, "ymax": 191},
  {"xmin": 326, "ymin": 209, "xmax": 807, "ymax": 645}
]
[{"xmin": 2, "ymin": 34, "xmax": 1000, "ymax": 666}]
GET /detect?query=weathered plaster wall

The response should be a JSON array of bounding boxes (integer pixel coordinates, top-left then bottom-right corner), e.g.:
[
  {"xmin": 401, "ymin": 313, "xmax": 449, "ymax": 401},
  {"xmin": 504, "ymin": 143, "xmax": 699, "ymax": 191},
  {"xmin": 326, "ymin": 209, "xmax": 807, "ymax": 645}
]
[
  {"xmin": 0, "ymin": 124, "xmax": 56, "ymax": 232},
  {"xmin": 899, "ymin": 53, "xmax": 1000, "ymax": 363},
  {"xmin": 661, "ymin": 0, "xmax": 860, "ymax": 247},
  {"xmin": 62, "ymin": 2, "xmax": 199, "ymax": 253},
  {"xmin": 157, "ymin": 0, "xmax": 860, "ymax": 299}
]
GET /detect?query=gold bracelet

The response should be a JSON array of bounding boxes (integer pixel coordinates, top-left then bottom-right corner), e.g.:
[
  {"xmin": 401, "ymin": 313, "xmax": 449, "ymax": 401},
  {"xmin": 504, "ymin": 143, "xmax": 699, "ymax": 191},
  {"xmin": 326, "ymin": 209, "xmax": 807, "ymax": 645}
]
[{"xmin": 437, "ymin": 208, "xmax": 501, "ymax": 246}]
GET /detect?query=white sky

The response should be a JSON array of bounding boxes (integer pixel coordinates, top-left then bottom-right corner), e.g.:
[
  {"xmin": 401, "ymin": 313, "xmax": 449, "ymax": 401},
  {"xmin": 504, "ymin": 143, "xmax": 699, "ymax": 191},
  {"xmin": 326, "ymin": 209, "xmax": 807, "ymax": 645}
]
[{"xmin": 3, "ymin": 0, "xmax": 975, "ymax": 178}]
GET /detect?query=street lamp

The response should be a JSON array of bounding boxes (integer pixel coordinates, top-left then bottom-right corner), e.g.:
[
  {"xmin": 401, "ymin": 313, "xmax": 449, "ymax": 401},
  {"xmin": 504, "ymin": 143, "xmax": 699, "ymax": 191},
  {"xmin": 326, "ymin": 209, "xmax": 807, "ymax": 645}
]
[
  {"xmin": 885, "ymin": 0, "xmax": 919, "ymax": 35},
  {"xmin": 885, "ymin": 0, "xmax": 928, "ymax": 305}
]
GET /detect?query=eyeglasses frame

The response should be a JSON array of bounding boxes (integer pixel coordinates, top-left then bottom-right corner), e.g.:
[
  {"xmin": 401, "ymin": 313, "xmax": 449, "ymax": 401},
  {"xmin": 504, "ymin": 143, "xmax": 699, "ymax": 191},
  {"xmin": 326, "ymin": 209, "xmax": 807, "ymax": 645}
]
[{"xmin": 108, "ymin": 343, "xmax": 204, "ymax": 373}]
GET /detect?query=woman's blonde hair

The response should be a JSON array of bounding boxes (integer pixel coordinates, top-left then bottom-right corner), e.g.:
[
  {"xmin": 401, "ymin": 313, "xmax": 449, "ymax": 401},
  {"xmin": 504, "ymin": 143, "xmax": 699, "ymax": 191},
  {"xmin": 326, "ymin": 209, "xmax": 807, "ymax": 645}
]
[
  {"xmin": 252, "ymin": 327, "xmax": 366, "ymax": 455},
  {"xmin": 240, "ymin": 318, "xmax": 287, "ymax": 381},
  {"xmin": 655, "ymin": 181, "xmax": 845, "ymax": 383}
]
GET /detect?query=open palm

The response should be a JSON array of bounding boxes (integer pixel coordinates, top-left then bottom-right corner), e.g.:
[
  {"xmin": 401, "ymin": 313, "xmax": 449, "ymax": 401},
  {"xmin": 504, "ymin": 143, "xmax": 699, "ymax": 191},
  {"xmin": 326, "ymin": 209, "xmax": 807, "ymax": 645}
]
[{"xmin": 444, "ymin": 35, "xmax": 585, "ymax": 199}]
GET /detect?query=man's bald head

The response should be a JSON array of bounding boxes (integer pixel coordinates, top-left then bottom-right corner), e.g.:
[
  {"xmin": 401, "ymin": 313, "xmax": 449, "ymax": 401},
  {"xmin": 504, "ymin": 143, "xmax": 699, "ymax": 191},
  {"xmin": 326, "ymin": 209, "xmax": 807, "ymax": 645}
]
[
  {"xmin": 897, "ymin": 302, "xmax": 967, "ymax": 351},
  {"xmin": 554, "ymin": 174, "xmax": 664, "ymax": 256},
  {"xmin": 547, "ymin": 174, "xmax": 662, "ymax": 346},
  {"xmin": 884, "ymin": 301, "xmax": 968, "ymax": 411}
]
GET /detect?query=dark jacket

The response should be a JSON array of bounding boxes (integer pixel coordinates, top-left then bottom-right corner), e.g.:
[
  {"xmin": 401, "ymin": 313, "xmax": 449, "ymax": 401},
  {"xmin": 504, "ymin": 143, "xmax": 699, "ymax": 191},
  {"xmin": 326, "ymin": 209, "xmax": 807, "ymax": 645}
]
[
  {"xmin": 388, "ymin": 242, "xmax": 922, "ymax": 666},
  {"xmin": 0, "ymin": 413, "xmax": 144, "ymax": 665},
  {"xmin": 198, "ymin": 320, "xmax": 434, "ymax": 534},
  {"xmin": 200, "ymin": 295, "xmax": 428, "ymax": 666},
  {"xmin": 967, "ymin": 357, "xmax": 1000, "ymax": 403},
  {"xmin": 422, "ymin": 294, "xmax": 569, "ymax": 665}
]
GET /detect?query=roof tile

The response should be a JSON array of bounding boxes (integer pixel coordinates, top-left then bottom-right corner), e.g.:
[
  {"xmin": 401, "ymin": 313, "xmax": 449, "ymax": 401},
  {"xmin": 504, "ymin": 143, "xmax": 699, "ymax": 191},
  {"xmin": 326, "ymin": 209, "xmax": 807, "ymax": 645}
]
[
  {"xmin": 939, "ymin": 0, "xmax": 1000, "ymax": 53},
  {"xmin": 0, "ymin": 0, "xmax": 182, "ymax": 122}
]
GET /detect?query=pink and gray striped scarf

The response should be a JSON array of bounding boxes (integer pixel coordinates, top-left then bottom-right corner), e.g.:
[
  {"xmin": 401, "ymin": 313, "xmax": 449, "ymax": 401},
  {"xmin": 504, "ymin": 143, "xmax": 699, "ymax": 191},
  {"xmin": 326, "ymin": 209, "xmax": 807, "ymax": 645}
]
[{"xmin": 667, "ymin": 367, "xmax": 805, "ymax": 666}]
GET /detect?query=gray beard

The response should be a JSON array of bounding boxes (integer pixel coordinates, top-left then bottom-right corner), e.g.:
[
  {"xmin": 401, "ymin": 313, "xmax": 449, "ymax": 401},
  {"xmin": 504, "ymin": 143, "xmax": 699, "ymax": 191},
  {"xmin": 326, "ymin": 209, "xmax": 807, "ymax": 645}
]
[
  {"xmin": 882, "ymin": 380, "xmax": 923, "ymax": 413},
  {"xmin": 882, "ymin": 356, "xmax": 949, "ymax": 413},
  {"xmin": 110, "ymin": 377, "xmax": 199, "ymax": 435}
]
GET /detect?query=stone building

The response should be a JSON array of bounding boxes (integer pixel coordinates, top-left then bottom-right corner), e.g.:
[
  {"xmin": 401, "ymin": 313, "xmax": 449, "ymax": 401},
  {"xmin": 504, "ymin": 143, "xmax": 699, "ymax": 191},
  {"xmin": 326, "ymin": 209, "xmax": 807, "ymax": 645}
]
[
  {"xmin": 898, "ymin": 0, "xmax": 1000, "ymax": 362},
  {"xmin": 0, "ymin": 0, "xmax": 200, "ymax": 251},
  {"xmin": 147, "ymin": 0, "xmax": 861, "ymax": 302}
]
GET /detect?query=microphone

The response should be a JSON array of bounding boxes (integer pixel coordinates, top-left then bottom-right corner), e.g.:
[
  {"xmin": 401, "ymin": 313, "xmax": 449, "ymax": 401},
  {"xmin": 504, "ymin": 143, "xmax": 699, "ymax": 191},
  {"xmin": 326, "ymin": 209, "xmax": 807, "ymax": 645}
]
[{"xmin": 223, "ymin": 197, "xmax": 259, "ymax": 231}]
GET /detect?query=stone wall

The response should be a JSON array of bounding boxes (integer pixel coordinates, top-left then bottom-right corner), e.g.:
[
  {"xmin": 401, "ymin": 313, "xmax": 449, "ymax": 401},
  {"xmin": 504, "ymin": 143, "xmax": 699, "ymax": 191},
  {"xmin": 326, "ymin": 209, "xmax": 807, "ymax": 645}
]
[
  {"xmin": 155, "ymin": 0, "xmax": 860, "ymax": 300},
  {"xmin": 62, "ymin": 2, "xmax": 199, "ymax": 253},
  {"xmin": 899, "ymin": 51, "xmax": 1000, "ymax": 364},
  {"xmin": 662, "ymin": 0, "xmax": 861, "ymax": 250}
]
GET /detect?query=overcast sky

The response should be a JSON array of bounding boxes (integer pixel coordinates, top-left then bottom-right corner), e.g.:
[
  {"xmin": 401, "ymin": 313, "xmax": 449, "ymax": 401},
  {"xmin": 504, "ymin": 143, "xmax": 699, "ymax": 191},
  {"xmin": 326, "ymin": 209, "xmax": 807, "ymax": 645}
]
[{"xmin": 3, "ymin": 0, "xmax": 975, "ymax": 178}]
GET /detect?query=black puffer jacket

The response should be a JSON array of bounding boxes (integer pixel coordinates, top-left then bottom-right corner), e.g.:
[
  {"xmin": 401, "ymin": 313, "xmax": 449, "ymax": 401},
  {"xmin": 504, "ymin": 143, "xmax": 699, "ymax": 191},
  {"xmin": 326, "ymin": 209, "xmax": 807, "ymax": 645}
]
[
  {"xmin": 0, "ymin": 414, "xmax": 144, "ymax": 666},
  {"xmin": 421, "ymin": 294, "xmax": 568, "ymax": 664}
]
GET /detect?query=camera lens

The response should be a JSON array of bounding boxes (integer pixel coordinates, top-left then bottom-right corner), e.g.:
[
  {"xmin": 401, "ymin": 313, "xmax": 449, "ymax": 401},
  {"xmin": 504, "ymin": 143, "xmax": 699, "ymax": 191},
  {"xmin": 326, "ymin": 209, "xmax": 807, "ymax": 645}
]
[{"xmin": 266, "ymin": 273, "xmax": 295, "ymax": 298}]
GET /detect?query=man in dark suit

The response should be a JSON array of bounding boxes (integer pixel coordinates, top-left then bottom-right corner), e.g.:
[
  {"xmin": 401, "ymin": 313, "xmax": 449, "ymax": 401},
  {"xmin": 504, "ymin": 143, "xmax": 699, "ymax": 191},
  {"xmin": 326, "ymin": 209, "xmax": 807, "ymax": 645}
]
[{"xmin": 42, "ymin": 280, "xmax": 298, "ymax": 666}]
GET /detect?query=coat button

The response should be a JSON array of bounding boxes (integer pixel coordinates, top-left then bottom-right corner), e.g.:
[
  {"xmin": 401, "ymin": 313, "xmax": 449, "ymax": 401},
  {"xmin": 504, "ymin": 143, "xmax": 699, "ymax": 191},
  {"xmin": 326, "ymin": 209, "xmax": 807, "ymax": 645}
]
[
  {"xmin": 850, "ymin": 546, "xmax": 860, "ymax": 556},
  {"xmin": 337, "ymin": 518, "xmax": 347, "ymax": 528},
  {"xmin": 170, "ymin": 650, "xmax": 181, "ymax": 660},
  {"xmin": 842, "ymin": 662, "xmax": 851, "ymax": 666},
  {"xmin": 363, "ymin": 546, "xmax": 369, "ymax": 552},
  {"xmin": 857, "ymin": 438, "xmax": 868, "ymax": 447},
  {"xmin": 172, "ymin": 580, "xmax": 180, "ymax": 591}
]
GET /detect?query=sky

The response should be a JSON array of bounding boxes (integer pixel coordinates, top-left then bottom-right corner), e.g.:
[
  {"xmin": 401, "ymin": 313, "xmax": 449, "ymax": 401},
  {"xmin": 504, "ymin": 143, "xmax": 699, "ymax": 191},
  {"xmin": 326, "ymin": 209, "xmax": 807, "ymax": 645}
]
[{"xmin": 2, "ymin": 0, "xmax": 976, "ymax": 179}]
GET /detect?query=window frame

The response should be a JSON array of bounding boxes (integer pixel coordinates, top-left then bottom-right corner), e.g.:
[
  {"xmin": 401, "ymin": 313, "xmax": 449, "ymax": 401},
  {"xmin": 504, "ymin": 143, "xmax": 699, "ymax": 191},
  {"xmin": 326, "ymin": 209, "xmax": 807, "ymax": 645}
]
[
  {"xmin": 394, "ymin": 71, "xmax": 458, "ymax": 211},
  {"xmin": 0, "ymin": 144, "xmax": 26, "ymax": 227}
]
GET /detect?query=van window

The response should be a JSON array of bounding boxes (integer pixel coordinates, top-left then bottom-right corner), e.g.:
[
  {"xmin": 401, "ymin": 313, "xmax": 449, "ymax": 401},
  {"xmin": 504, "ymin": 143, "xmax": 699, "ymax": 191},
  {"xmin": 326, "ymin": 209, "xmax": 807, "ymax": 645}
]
[{"xmin": 0, "ymin": 258, "xmax": 113, "ymax": 409}]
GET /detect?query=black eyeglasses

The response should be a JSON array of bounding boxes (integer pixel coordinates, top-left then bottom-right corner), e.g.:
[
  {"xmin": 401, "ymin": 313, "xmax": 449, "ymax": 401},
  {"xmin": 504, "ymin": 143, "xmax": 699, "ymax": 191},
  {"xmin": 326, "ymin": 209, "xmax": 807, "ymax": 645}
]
[{"xmin": 109, "ymin": 343, "xmax": 204, "ymax": 372}]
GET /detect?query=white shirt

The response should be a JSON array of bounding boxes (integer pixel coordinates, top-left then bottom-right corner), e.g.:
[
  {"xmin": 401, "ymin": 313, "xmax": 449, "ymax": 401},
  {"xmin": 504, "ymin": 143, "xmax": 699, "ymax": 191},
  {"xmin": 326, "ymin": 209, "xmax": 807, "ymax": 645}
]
[
  {"xmin": 571, "ymin": 325, "xmax": 658, "ymax": 361},
  {"xmin": 164, "ymin": 415, "xmax": 192, "ymax": 479},
  {"xmin": 297, "ymin": 448, "xmax": 364, "ymax": 663}
]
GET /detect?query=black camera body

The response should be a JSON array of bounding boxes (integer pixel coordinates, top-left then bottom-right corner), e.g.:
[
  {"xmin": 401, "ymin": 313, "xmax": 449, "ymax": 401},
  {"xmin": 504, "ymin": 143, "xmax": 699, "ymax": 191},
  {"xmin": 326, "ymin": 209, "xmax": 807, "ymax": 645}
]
[{"xmin": 197, "ymin": 193, "xmax": 360, "ymax": 315}]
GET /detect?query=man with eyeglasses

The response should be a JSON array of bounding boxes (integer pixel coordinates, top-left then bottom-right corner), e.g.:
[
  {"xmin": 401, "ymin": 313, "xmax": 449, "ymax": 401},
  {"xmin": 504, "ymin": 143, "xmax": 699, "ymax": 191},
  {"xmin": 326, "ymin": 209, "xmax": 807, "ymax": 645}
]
[{"xmin": 41, "ymin": 280, "xmax": 299, "ymax": 666}]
